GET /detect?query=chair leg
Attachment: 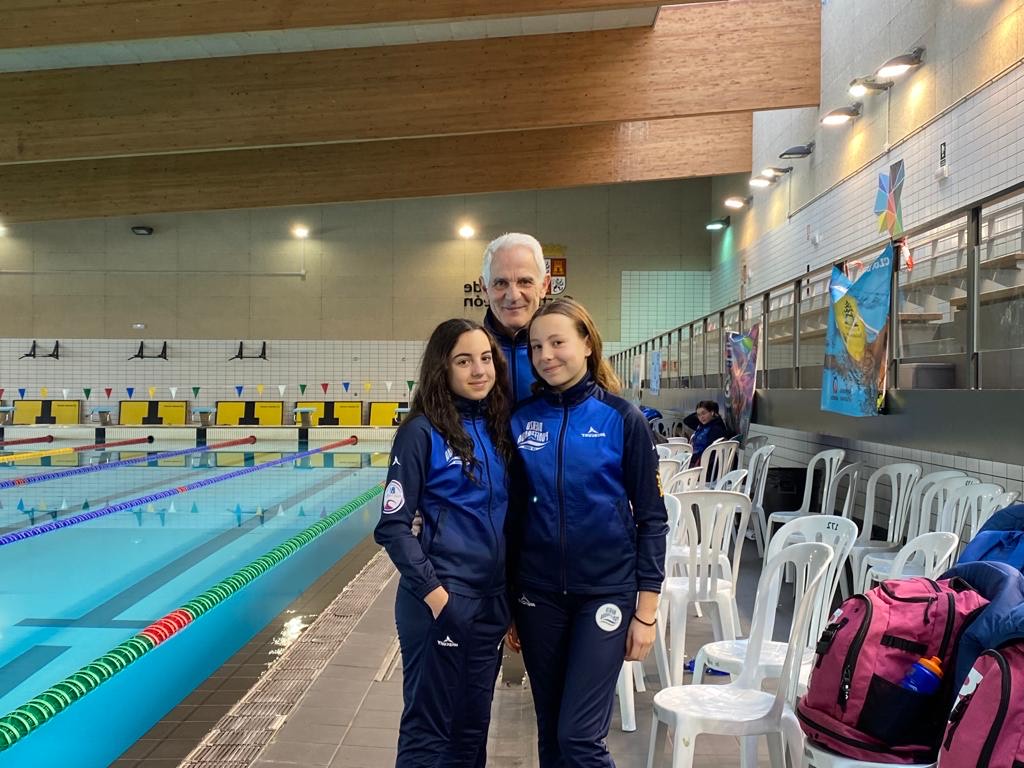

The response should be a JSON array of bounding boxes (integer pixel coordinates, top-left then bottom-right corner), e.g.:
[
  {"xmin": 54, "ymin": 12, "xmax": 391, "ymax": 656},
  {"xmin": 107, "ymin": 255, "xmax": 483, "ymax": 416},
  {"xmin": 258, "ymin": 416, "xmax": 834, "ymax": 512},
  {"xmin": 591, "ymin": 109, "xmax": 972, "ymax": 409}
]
[
  {"xmin": 670, "ymin": 726, "xmax": 698, "ymax": 768},
  {"xmin": 731, "ymin": 598, "xmax": 742, "ymax": 638},
  {"xmin": 753, "ymin": 505, "xmax": 766, "ymax": 558},
  {"xmin": 646, "ymin": 713, "xmax": 666, "ymax": 768},
  {"xmin": 694, "ymin": 603, "xmax": 704, "ymax": 619},
  {"xmin": 691, "ymin": 647, "xmax": 707, "ymax": 685},
  {"xmin": 633, "ymin": 659, "xmax": 647, "ymax": 693},
  {"xmin": 654, "ymin": 619, "xmax": 671, "ymax": 690},
  {"xmin": 616, "ymin": 662, "xmax": 636, "ymax": 732},
  {"xmin": 718, "ymin": 598, "xmax": 737, "ymax": 642},
  {"xmin": 766, "ymin": 731, "xmax": 786, "ymax": 768},
  {"xmin": 739, "ymin": 735, "xmax": 759, "ymax": 768},
  {"xmin": 669, "ymin": 597, "xmax": 690, "ymax": 686}
]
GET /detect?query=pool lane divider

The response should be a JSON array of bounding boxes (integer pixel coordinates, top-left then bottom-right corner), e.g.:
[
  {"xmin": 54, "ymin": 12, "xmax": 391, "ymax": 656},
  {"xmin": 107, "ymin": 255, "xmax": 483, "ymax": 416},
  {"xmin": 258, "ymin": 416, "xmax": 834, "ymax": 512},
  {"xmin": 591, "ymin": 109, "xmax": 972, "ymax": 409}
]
[
  {"xmin": 0, "ymin": 435, "xmax": 55, "ymax": 449},
  {"xmin": 0, "ymin": 436, "xmax": 155, "ymax": 465},
  {"xmin": 0, "ymin": 436, "xmax": 259, "ymax": 490},
  {"xmin": 0, "ymin": 479, "xmax": 385, "ymax": 753},
  {"xmin": 0, "ymin": 437, "xmax": 359, "ymax": 548}
]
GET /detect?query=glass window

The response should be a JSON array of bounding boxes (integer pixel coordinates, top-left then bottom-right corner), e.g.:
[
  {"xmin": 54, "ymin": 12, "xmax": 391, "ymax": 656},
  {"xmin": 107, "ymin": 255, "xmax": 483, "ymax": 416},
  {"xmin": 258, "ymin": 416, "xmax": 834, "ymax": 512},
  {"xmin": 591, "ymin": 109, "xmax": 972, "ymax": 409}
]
[
  {"xmin": 691, "ymin": 321, "xmax": 705, "ymax": 386},
  {"xmin": 705, "ymin": 315, "xmax": 721, "ymax": 387},
  {"xmin": 799, "ymin": 269, "xmax": 831, "ymax": 372},
  {"xmin": 678, "ymin": 326, "xmax": 691, "ymax": 386},
  {"xmin": 743, "ymin": 296, "xmax": 764, "ymax": 335},
  {"xmin": 767, "ymin": 286, "xmax": 795, "ymax": 387},
  {"xmin": 978, "ymin": 191, "xmax": 1024, "ymax": 387}
]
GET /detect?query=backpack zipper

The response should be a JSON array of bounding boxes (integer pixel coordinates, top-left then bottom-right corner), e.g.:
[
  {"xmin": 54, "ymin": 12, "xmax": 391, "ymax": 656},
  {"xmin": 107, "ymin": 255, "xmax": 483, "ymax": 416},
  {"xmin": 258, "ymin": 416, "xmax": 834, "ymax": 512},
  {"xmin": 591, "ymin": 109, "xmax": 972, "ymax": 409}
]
[
  {"xmin": 937, "ymin": 592, "xmax": 956, "ymax": 660},
  {"xmin": 978, "ymin": 650, "xmax": 1011, "ymax": 768},
  {"xmin": 839, "ymin": 594, "xmax": 872, "ymax": 710},
  {"xmin": 797, "ymin": 708, "xmax": 931, "ymax": 760},
  {"xmin": 942, "ymin": 692, "xmax": 971, "ymax": 751}
]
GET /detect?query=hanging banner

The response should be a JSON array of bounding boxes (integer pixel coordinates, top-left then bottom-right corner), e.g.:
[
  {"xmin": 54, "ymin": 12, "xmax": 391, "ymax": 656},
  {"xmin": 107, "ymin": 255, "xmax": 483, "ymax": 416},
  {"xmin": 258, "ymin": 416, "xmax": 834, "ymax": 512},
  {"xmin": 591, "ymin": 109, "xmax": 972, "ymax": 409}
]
[
  {"xmin": 724, "ymin": 325, "xmax": 760, "ymax": 444},
  {"xmin": 298, "ymin": 384, "xmax": 307, "ymax": 395},
  {"xmin": 168, "ymin": 387, "xmax": 177, "ymax": 399},
  {"xmin": 148, "ymin": 387, "xmax": 156, "ymax": 398},
  {"xmin": 83, "ymin": 388, "xmax": 91, "ymax": 399},
  {"xmin": 126, "ymin": 387, "xmax": 135, "ymax": 399},
  {"xmin": 192, "ymin": 386, "xmax": 201, "ymax": 398},
  {"xmin": 630, "ymin": 356, "xmax": 643, "ymax": 395},
  {"xmin": 278, "ymin": 385, "xmax": 287, "ymax": 397},
  {"xmin": 235, "ymin": 385, "xmax": 244, "ymax": 397},
  {"xmin": 40, "ymin": 387, "xmax": 48, "ymax": 398},
  {"xmin": 648, "ymin": 351, "xmax": 662, "ymax": 396},
  {"xmin": 821, "ymin": 243, "xmax": 894, "ymax": 417},
  {"xmin": 256, "ymin": 384, "xmax": 265, "ymax": 395},
  {"xmin": 320, "ymin": 382, "xmax": 329, "ymax": 395},
  {"xmin": 875, "ymin": 159, "xmax": 906, "ymax": 238},
  {"xmin": 18, "ymin": 388, "xmax": 26, "ymax": 399},
  {"xmin": 104, "ymin": 388, "xmax": 113, "ymax": 399}
]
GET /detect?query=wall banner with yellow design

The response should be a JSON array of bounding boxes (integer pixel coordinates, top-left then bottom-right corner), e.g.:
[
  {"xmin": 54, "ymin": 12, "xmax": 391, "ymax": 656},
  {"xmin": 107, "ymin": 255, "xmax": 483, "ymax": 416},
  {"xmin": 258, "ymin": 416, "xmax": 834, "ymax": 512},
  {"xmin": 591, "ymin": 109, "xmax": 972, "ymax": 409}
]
[{"xmin": 821, "ymin": 243, "xmax": 894, "ymax": 417}]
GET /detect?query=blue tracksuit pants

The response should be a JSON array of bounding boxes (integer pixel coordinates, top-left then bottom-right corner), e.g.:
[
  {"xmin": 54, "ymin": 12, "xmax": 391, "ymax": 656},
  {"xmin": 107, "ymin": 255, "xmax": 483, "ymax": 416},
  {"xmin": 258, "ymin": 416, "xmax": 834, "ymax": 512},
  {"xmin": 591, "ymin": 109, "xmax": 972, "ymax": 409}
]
[
  {"xmin": 513, "ymin": 588, "xmax": 637, "ymax": 768},
  {"xmin": 394, "ymin": 585, "xmax": 509, "ymax": 768}
]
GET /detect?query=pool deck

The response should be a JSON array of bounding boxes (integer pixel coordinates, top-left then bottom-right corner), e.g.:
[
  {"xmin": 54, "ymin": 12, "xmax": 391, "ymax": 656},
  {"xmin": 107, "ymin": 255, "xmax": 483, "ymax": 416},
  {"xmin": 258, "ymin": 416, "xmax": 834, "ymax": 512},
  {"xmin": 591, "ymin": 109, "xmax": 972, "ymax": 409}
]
[{"xmin": 173, "ymin": 547, "xmax": 769, "ymax": 768}]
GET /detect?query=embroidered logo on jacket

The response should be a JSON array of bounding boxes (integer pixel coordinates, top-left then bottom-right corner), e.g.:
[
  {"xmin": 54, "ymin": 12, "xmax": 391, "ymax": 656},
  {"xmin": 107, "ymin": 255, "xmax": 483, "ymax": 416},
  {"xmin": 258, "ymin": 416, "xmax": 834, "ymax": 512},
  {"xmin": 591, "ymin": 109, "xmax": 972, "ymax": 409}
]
[
  {"xmin": 518, "ymin": 594, "xmax": 537, "ymax": 608},
  {"xmin": 437, "ymin": 635, "xmax": 459, "ymax": 648},
  {"xmin": 581, "ymin": 426, "xmax": 606, "ymax": 438},
  {"xmin": 382, "ymin": 480, "xmax": 405, "ymax": 514},
  {"xmin": 595, "ymin": 604, "xmax": 623, "ymax": 632},
  {"xmin": 516, "ymin": 420, "xmax": 549, "ymax": 451},
  {"xmin": 443, "ymin": 445, "xmax": 463, "ymax": 468},
  {"xmin": 392, "ymin": 456, "xmax": 401, "ymax": 466}
]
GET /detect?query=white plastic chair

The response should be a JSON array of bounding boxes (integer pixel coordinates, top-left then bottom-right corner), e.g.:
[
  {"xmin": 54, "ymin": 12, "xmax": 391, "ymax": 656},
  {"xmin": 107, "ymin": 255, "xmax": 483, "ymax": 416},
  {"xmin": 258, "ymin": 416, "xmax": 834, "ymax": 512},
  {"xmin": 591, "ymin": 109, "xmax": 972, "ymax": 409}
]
[
  {"xmin": 904, "ymin": 470, "xmax": 967, "ymax": 537},
  {"xmin": 766, "ymin": 449, "xmax": 845, "ymax": 542},
  {"xmin": 663, "ymin": 491, "xmax": 751, "ymax": 686},
  {"xmin": 667, "ymin": 437, "xmax": 691, "ymax": 445},
  {"xmin": 743, "ymin": 444, "xmax": 775, "ymax": 557},
  {"xmin": 698, "ymin": 439, "xmax": 739, "ymax": 488},
  {"xmin": 864, "ymin": 531, "xmax": 959, "ymax": 586},
  {"xmin": 797, "ymin": 722, "xmax": 936, "ymax": 768},
  {"xmin": 616, "ymin": 659, "xmax": 647, "ymax": 732},
  {"xmin": 823, "ymin": 462, "xmax": 861, "ymax": 519},
  {"xmin": 651, "ymin": 494, "xmax": 683, "ymax": 689},
  {"xmin": 656, "ymin": 444, "xmax": 673, "ymax": 460},
  {"xmin": 692, "ymin": 515, "xmax": 857, "ymax": 690},
  {"xmin": 985, "ymin": 490, "xmax": 1020, "ymax": 518},
  {"xmin": 647, "ymin": 541, "xmax": 834, "ymax": 768},
  {"xmin": 659, "ymin": 458, "xmax": 683, "ymax": 487},
  {"xmin": 846, "ymin": 463, "xmax": 922, "ymax": 596},
  {"xmin": 715, "ymin": 468, "xmax": 747, "ymax": 491},
  {"xmin": 666, "ymin": 467, "xmax": 703, "ymax": 495},
  {"xmin": 944, "ymin": 482, "xmax": 1004, "ymax": 558}
]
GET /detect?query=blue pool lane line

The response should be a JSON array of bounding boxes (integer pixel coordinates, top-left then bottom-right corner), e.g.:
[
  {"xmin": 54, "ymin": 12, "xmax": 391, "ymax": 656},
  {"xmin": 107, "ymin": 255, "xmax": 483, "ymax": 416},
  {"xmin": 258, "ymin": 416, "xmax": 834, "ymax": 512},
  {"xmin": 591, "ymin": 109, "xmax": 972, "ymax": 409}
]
[{"xmin": 0, "ymin": 438, "xmax": 358, "ymax": 548}]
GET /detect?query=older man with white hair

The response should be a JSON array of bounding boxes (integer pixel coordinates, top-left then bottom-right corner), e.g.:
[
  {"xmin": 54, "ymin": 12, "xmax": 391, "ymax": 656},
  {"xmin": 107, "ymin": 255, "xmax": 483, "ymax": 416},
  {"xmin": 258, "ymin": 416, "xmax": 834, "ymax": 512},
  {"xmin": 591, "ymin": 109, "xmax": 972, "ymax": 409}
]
[{"xmin": 480, "ymin": 233, "xmax": 551, "ymax": 403}]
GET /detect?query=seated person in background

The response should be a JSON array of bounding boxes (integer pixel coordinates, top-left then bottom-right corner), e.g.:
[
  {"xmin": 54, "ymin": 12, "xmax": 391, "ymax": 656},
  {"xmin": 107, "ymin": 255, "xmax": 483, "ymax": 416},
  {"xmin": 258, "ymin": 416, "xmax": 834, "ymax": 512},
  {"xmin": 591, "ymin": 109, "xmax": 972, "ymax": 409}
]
[{"xmin": 683, "ymin": 400, "xmax": 729, "ymax": 468}]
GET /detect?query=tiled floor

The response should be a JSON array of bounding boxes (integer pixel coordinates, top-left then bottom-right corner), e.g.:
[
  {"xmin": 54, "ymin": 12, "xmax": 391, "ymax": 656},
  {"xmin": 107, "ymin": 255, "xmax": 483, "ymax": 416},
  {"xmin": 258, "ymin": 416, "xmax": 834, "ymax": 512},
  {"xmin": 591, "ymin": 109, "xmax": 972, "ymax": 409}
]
[{"xmin": 241, "ymin": 539, "xmax": 775, "ymax": 768}]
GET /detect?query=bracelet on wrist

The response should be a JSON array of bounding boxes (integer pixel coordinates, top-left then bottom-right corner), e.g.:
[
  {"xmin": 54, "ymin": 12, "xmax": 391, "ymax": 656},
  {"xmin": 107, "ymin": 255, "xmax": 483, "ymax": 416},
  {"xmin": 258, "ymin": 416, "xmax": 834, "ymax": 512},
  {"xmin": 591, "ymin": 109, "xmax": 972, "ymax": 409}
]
[{"xmin": 632, "ymin": 614, "xmax": 657, "ymax": 627}]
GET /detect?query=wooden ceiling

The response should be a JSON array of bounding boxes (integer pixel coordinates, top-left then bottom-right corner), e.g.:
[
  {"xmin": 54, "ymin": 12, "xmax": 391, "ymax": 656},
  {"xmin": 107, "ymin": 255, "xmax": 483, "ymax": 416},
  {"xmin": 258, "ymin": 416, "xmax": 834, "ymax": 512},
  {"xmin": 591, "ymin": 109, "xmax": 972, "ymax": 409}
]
[{"xmin": 0, "ymin": 0, "xmax": 821, "ymax": 223}]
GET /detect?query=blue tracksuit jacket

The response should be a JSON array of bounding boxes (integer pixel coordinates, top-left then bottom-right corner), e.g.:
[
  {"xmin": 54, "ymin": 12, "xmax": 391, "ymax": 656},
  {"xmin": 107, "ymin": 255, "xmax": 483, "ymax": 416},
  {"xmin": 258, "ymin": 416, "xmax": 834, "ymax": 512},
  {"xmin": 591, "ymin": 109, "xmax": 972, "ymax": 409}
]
[
  {"xmin": 374, "ymin": 398, "xmax": 508, "ymax": 599},
  {"xmin": 484, "ymin": 309, "xmax": 536, "ymax": 404},
  {"xmin": 508, "ymin": 375, "xmax": 668, "ymax": 595}
]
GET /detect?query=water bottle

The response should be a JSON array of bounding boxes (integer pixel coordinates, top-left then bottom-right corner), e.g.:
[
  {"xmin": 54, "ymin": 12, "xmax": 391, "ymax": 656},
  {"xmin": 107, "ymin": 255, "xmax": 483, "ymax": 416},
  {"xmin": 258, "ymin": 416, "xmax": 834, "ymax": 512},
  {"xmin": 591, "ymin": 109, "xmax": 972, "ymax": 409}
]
[{"xmin": 900, "ymin": 656, "xmax": 943, "ymax": 695}]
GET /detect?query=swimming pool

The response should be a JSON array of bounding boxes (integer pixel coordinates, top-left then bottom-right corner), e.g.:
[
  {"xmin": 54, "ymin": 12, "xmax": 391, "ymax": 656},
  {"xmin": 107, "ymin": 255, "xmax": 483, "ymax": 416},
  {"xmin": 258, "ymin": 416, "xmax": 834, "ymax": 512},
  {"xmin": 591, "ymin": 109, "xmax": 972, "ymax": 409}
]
[{"xmin": 0, "ymin": 440, "xmax": 389, "ymax": 767}]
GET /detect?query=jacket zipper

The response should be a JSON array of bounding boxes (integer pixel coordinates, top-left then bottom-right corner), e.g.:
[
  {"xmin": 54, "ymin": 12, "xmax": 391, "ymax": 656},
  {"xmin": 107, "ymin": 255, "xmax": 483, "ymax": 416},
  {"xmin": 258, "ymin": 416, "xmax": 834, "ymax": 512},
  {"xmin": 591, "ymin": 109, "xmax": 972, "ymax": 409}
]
[
  {"xmin": 978, "ymin": 650, "xmax": 1011, "ymax": 768},
  {"xmin": 556, "ymin": 397, "xmax": 570, "ymax": 594},
  {"xmin": 839, "ymin": 595, "xmax": 872, "ymax": 710},
  {"xmin": 471, "ymin": 416, "xmax": 501, "ymax": 587}
]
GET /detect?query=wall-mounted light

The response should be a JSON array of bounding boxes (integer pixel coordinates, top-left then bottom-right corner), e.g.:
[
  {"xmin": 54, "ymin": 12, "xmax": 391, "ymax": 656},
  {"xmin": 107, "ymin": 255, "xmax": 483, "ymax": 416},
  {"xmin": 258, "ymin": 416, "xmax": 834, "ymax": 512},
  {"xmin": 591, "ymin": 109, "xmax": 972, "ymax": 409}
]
[
  {"xmin": 705, "ymin": 216, "xmax": 730, "ymax": 232},
  {"xmin": 877, "ymin": 47, "xmax": 925, "ymax": 80},
  {"xmin": 130, "ymin": 225, "xmax": 154, "ymax": 236},
  {"xmin": 749, "ymin": 176, "xmax": 773, "ymax": 188},
  {"xmin": 779, "ymin": 141, "xmax": 815, "ymax": 160},
  {"xmin": 849, "ymin": 76, "xmax": 892, "ymax": 99},
  {"xmin": 131, "ymin": 322, "xmax": 146, "ymax": 330},
  {"xmin": 760, "ymin": 166, "xmax": 793, "ymax": 179},
  {"xmin": 0, "ymin": 224, "xmax": 7, "ymax": 237},
  {"xmin": 458, "ymin": 223, "xmax": 476, "ymax": 239},
  {"xmin": 291, "ymin": 225, "xmax": 310, "ymax": 239},
  {"xmin": 723, "ymin": 196, "xmax": 752, "ymax": 210},
  {"xmin": 821, "ymin": 103, "xmax": 862, "ymax": 126}
]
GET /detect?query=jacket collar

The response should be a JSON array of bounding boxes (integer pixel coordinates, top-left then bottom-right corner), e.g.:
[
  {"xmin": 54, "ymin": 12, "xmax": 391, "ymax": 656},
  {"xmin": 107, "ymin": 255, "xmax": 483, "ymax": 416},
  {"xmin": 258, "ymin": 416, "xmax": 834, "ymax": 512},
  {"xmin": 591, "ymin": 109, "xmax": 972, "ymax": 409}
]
[
  {"xmin": 484, "ymin": 308, "xmax": 530, "ymax": 346},
  {"xmin": 454, "ymin": 394, "xmax": 486, "ymax": 418},
  {"xmin": 538, "ymin": 373, "xmax": 598, "ymax": 408}
]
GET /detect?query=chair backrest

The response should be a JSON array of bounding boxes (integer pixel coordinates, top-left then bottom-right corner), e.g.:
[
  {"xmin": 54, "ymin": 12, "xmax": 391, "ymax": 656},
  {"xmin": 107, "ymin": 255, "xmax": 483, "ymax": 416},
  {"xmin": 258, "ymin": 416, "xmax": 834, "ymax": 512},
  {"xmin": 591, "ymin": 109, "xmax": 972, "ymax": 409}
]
[
  {"xmin": 795, "ymin": 449, "xmax": 845, "ymax": 516},
  {"xmin": 821, "ymin": 462, "xmax": 861, "ymax": 518},
  {"xmin": 917, "ymin": 475, "xmax": 977, "ymax": 536},
  {"xmin": 662, "ymin": 493, "xmax": 683, "ymax": 561},
  {"xmin": 739, "ymin": 541, "xmax": 833, "ymax": 714},
  {"xmin": 714, "ymin": 469, "xmax": 747, "ymax": 491},
  {"xmin": 673, "ymin": 491, "xmax": 751, "ymax": 598},
  {"xmin": 665, "ymin": 442, "xmax": 693, "ymax": 464},
  {"xmin": 860, "ymin": 462, "xmax": 922, "ymax": 545},
  {"xmin": 743, "ymin": 444, "xmax": 775, "ymax": 509},
  {"xmin": 666, "ymin": 437, "xmax": 690, "ymax": 445},
  {"xmin": 699, "ymin": 439, "xmax": 739, "ymax": 486},
  {"xmin": 667, "ymin": 466, "xmax": 703, "ymax": 494},
  {"xmin": 656, "ymin": 444, "xmax": 672, "ymax": 460},
  {"xmin": 765, "ymin": 515, "xmax": 859, "ymax": 651},
  {"xmin": 985, "ymin": 491, "xmax": 1021, "ymax": 520},
  {"xmin": 907, "ymin": 470, "xmax": 967, "ymax": 537},
  {"xmin": 943, "ymin": 483, "xmax": 1005, "ymax": 552},
  {"xmin": 890, "ymin": 531, "xmax": 960, "ymax": 579},
  {"xmin": 744, "ymin": 435, "xmax": 769, "ymax": 453},
  {"xmin": 658, "ymin": 458, "xmax": 682, "ymax": 486}
]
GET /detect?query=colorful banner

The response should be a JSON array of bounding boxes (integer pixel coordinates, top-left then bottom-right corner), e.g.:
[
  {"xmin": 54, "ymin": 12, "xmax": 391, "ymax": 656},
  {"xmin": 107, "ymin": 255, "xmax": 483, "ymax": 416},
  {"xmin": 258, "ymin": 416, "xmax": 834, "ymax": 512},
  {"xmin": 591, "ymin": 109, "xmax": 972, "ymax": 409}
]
[
  {"xmin": 724, "ymin": 325, "xmax": 759, "ymax": 443},
  {"xmin": 630, "ymin": 355, "xmax": 643, "ymax": 395},
  {"xmin": 821, "ymin": 243, "xmax": 894, "ymax": 417},
  {"xmin": 648, "ymin": 351, "xmax": 662, "ymax": 396}
]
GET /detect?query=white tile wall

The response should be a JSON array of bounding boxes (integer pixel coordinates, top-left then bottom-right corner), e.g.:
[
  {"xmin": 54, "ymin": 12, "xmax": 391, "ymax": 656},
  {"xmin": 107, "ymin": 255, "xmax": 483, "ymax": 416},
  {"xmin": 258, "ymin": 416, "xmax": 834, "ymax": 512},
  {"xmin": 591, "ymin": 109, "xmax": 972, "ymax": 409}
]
[{"xmin": 619, "ymin": 271, "xmax": 710, "ymax": 346}]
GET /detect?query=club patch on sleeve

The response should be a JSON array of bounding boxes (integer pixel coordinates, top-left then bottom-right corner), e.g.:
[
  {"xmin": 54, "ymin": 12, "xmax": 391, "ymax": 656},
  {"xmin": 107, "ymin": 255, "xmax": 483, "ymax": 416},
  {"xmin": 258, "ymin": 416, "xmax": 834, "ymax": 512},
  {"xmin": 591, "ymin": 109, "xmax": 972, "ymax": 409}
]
[{"xmin": 382, "ymin": 480, "xmax": 405, "ymax": 514}]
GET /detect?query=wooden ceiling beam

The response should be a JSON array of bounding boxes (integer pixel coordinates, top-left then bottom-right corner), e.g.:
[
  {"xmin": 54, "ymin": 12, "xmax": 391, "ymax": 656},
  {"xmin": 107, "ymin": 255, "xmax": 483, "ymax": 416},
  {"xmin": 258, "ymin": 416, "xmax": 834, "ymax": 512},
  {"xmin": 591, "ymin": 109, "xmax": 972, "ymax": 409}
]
[
  {"xmin": 0, "ymin": 114, "xmax": 752, "ymax": 223},
  {"xmin": 3, "ymin": 1, "xmax": 672, "ymax": 49},
  {"xmin": 0, "ymin": 0, "xmax": 819, "ymax": 164}
]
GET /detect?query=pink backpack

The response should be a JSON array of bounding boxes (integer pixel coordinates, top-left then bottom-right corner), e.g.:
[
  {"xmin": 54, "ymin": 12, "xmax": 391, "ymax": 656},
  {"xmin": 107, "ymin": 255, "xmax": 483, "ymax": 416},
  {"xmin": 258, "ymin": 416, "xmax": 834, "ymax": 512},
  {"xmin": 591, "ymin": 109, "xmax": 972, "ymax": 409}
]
[
  {"xmin": 798, "ymin": 577, "xmax": 988, "ymax": 763},
  {"xmin": 938, "ymin": 642, "xmax": 1024, "ymax": 767}
]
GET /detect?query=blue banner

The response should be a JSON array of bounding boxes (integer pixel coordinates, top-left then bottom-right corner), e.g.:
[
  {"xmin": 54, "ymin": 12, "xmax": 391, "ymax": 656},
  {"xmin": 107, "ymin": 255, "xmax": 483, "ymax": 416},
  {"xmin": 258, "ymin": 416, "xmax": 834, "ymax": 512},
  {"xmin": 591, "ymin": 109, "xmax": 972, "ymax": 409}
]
[
  {"xmin": 821, "ymin": 243, "xmax": 894, "ymax": 417},
  {"xmin": 724, "ymin": 325, "xmax": 759, "ymax": 442},
  {"xmin": 649, "ymin": 351, "xmax": 662, "ymax": 396}
]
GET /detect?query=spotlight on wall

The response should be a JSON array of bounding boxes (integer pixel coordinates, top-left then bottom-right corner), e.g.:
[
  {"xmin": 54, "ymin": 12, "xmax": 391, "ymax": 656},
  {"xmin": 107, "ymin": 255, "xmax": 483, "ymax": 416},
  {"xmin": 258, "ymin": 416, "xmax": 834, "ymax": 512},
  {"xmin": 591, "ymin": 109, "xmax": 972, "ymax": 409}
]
[
  {"xmin": 291, "ymin": 225, "xmax": 310, "ymax": 239},
  {"xmin": 0, "ymin": 224, "xmax": 7, "ymax": 236},
  {"xmin": 724, "ymin": 196, "xmax": 752, "ymax": 210},
  {"xmin": 130, "ymin": 225, "xmax": 154, "ymax": 236},
  {"xmin": 749, "ymin": 176, "xmax": 773, "ymax": 189},
  {"xmin": 458, "ymin": 223, "xmax": 476, "ymax": 239},
  {"xmin": 849, "ymin": 76, "xmax": 892, "ymax": 99},
  {"xmin": 705, "ymin": 216, "xmax": 731, "ymax": 232},
  {"xmin": 821, "ymin": 103, "xmax": 862, "ymax": 126},
  {"xmin": 760, "ymin": 166, "xmax": 793, "ymax": 179},
  {"xmin": 779, "ymin": 141, "xmax": 815, "ymax": 160},
  {"xmin": 876, "ymin": 47, "xmax": 925, "ymax": 80},
  {"xmin": 132, "ymin": 322, "xmax": 146, "ymax": 330}
]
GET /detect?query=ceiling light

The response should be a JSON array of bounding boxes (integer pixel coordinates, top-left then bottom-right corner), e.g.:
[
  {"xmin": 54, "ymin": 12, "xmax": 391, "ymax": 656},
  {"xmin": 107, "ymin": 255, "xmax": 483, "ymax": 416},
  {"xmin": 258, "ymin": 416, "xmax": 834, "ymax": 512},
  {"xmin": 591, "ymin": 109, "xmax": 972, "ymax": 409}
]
[
  {"xmin": 779, "ymin": 141, "xmax": 815, "ymax": 159},
  {"xmin": 821, "ymin": 103, "xmax": 862, "ymax": 126},
  {"xmin": 760, "ymin": 166, "xmax": 793, "ymax": 178},
  {"xmin": 458, "ymin": 223, "xmax": 475, "ymax": 239},
  {"xmin": 849, "ymin": 77, "xmax": 892, "ymax": 98},
  {"xmin": 132, "ymin": 322, "xmax": 146, "ymax": 330},
  {"xmin": 705, "ymin": 216, "xmax": 730, "ymax": 232},
  {"xmin": 0, "ymin": 224, "xmax": 7, "ymax": 237},
  {"xmin": 877, "ymin": 47, "xmax": 925, "ymax": 79},
  {"xmin": 749, "ymin": 176, "xmax": 773, "ymax": 188},
  {"xmin": 130, "ymin": 225, "xmax": 154, "ymax": 236},
  {"xmin": 291, "ymin": 225, "xmax": 310, "ymax": 239},
  {"xmin": 723, "ymin": 196, "xmax": 752, "ymax": 210}
]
